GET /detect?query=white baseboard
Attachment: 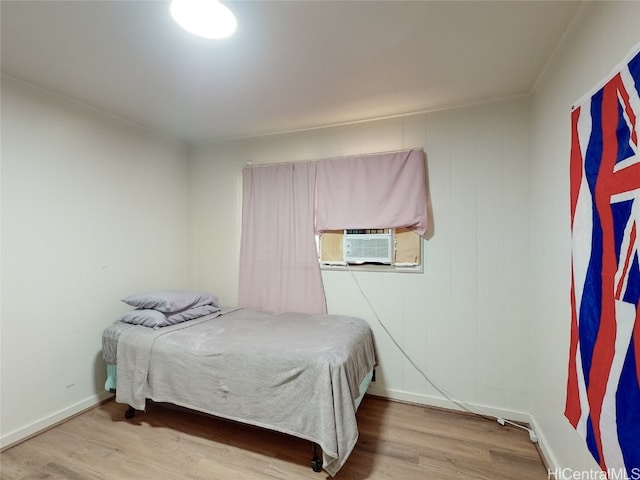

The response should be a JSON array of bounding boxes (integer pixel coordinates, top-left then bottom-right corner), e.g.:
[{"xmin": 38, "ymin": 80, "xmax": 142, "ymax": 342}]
[
  {"xmin": 366, "ymin": 384, "xmax": 532, "ymax": 423},
  {"xmin": 1, "ymin": 391, "xmax": 114, "ymax": 451},
  {"xmin": 528, "ymin": 415, "xmax": 559, "ymax": 475}
]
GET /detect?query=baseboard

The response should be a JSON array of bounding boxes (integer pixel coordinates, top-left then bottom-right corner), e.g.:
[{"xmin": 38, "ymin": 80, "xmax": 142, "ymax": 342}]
[
  {"xmin": 366, "ymin": 384, "xmax": 532, "ymax": 423},
  {"xmin": 528, "ymin": 415, "xmax": 559, "ymax": 478},
  {"xmin": 0, "ymin": 391, "xmax": 114, "ymax": 451}
]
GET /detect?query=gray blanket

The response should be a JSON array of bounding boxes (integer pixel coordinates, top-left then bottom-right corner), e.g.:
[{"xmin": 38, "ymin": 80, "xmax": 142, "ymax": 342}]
[{"xmin": 114, "ymin": 308, "xmax": 376, "ymax": 476}]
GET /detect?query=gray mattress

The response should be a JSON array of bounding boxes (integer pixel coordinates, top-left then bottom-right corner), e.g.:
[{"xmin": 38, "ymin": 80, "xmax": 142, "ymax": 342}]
[{"xmin": 102, "ymin": 307, "xmax": 376, "ymax": 476}]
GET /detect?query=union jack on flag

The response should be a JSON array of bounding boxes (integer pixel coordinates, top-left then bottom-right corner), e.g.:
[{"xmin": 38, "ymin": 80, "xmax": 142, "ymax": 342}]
[{"xmin": 567, "ymin": 44, "xmax": 640, "ymax": 477}]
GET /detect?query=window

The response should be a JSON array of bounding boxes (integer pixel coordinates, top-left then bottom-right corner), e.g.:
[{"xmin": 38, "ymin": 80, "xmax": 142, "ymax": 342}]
[
  {"xmin": 317, "ymin": 228, "xmax": 422, "ymax": 273},
  {"xmin": 313, "ymin": 148, "xmax": 427, "ymax": 273}
]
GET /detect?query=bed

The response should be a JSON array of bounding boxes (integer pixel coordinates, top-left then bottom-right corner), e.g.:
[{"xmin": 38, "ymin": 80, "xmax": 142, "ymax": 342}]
[{"xmin": 102, "ymin": 305, "xmax": 376, "ymax": 476}]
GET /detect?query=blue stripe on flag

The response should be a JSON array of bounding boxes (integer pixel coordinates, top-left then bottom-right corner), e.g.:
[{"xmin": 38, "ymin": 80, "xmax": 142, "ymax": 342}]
[
  {"xmin": 616, "ymin": 335, "xmax": 640, "ymax": 473},
  {"xmin": 611, "ymin": 200, "xmax": 633, "ymax": 267},
  {"xmin": 629, "ymin": 51, "xmax": 640, "ymax": 92},
  {"xmin": 624, "ymin": 255, "xmax": 640, "ymax": 305},
  {"xmin": 616, "ymin": 102, "xmax": 635, "ymax": 164},
  {"xmin": 586, "ymin": 415, "xmax": 601, "ymax": 465}
]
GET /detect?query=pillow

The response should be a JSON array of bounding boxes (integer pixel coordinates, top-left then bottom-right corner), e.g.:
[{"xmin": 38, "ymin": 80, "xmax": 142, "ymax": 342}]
[
  {"xmin": 166, "ymin": 304, "xmax": 220, "ymax": 324},
  {"xmin": 120, "ymin": 304, "xmax": 220, "ymax": 329},
  {"xmin": 121, "ymin": 290, "xmax": 218, "ymax": 313}
]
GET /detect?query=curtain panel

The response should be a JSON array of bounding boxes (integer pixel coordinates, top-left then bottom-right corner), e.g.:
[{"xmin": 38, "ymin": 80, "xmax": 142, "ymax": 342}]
[
  {"xmin": 315, "ymin": 149, "xmax": 428, "ymax": 236},
  {"xmin": 238, "ymin": 162, "xmax": 327, "ymax": 314}
]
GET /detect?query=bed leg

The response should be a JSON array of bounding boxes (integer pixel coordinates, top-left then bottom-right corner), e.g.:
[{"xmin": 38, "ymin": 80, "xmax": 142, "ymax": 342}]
[
  {"xmin": 124, "ymin": 406, "xmax": 136, "ymax": 419},
  {"xmin": 311, "ymin": 442, "xmax": 322, "ymax": 473}
]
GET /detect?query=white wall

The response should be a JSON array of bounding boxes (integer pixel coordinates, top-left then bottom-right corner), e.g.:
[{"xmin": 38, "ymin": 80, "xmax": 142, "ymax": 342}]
[
  {"xmin": 529, "ymin": 1, "xmax": 640, "ymax": 473},
  {"xmin": 0, "ymin": 77, "xmax": 190, "ymax": 447},
  {"xmin": 189, "ymin": 97, "xmax": 532, "ymax": 421}
]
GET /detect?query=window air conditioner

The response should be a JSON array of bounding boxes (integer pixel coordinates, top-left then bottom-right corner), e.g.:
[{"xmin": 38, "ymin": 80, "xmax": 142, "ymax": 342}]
[{"xmin": 343, "ymin": 231, "xmax": 394, "ymax": 264}]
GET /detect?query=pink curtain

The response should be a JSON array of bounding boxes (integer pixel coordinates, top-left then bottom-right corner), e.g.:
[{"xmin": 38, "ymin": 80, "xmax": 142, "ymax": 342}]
[
  {"xmin": 315, "ymin": 149, "xmax": 428, "ymax": 235},
  {"xmin": 238, "ymin": 162, "xmax": 326, "ymax": 314}
]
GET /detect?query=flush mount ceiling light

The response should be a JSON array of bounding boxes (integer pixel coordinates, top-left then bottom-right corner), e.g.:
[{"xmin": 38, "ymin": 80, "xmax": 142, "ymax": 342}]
[{"xmin": 170, "ymin": 0, "xmax": 237, "ymax": 39}]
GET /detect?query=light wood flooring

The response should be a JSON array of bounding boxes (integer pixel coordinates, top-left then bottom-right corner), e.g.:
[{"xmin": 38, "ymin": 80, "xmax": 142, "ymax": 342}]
[{"xmin": 1, "ymin": 395, "xmax": 548, "ymax": 480}]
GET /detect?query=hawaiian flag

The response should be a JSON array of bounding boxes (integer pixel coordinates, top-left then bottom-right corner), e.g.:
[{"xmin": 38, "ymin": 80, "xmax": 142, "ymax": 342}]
[{"xmin": 567, "ymin": 43, "xmax": 640, "ymax": 477}]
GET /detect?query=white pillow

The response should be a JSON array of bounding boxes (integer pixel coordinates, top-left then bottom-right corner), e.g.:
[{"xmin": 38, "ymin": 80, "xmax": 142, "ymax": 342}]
[{"xmin": 122, "ymin": 290, "xmax": 218, "ymax": 313}]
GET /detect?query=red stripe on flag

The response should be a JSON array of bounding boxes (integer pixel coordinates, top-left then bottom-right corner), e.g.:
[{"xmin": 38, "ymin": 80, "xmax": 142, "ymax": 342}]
[
  {"xmin": 566, "ymin": 271, "xmax": 582, "ymax": 427},
  {"xmin": 612, "ymin": 163, "xmax": 640, "ymax": 193},
  {"xmin": 617, "ymin": 75, "xmax": 638, "ymax": 147},
  {"xmin": 615, "ymin": 222, "xmax": 637, "ymax": 300},
  {"xmin": 589, "ymin": 75, "xmax": 624, "ymax": 471},
  {"xmin": 566, "ymin": 106, "xmax": 583, "ymax": 427}
]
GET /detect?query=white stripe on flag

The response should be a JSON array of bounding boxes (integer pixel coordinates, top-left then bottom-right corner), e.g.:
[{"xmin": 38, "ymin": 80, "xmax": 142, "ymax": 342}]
[{"xmin": 600, "ymin": 299, "xmax": 635, "ymax": 475}]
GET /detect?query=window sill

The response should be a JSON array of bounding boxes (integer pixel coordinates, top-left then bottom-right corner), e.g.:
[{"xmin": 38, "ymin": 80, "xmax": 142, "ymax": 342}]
[{"xmin": 320, "ymin": 263, "xmax": 423, "ymax": 274}]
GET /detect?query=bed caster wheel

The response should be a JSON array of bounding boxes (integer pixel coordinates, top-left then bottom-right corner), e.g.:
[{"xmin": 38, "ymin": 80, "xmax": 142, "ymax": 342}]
[{"xmin": 125, "ymin": 406, "xmax": 135, "ymax": 419}]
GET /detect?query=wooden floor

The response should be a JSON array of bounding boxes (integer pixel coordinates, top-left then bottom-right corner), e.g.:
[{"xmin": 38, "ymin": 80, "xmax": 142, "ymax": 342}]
[{"xmin": 1, "ymin": 395, "xmax": 548, "ymax": 480}]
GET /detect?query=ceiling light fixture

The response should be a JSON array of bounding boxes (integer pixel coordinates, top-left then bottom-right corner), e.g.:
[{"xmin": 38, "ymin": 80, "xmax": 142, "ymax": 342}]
[{"xmin": 170, "ymin": 0, "xmax": 237, "ymax": 39}]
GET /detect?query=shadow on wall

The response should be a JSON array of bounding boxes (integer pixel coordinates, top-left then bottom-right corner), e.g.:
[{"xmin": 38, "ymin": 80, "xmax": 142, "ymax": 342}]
[
  {"xmin": 93, "ymin": 351, "xmax": 109, "ymax": 396},
  {"xmin": 424, "ymin": 153, "xmax": 435, "ymax": 241}
]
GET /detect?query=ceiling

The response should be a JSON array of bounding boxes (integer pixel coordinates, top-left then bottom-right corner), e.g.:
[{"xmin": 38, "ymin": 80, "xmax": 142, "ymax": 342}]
[{"xmin": 1, "ymin": 1, "xmax": 581, "ymax": 143}]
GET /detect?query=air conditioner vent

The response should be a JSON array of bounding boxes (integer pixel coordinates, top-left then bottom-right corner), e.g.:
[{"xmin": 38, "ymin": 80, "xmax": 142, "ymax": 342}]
[{"xmin": 343, "ymin": 231, "xmax": 393, "ymax": 264}]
